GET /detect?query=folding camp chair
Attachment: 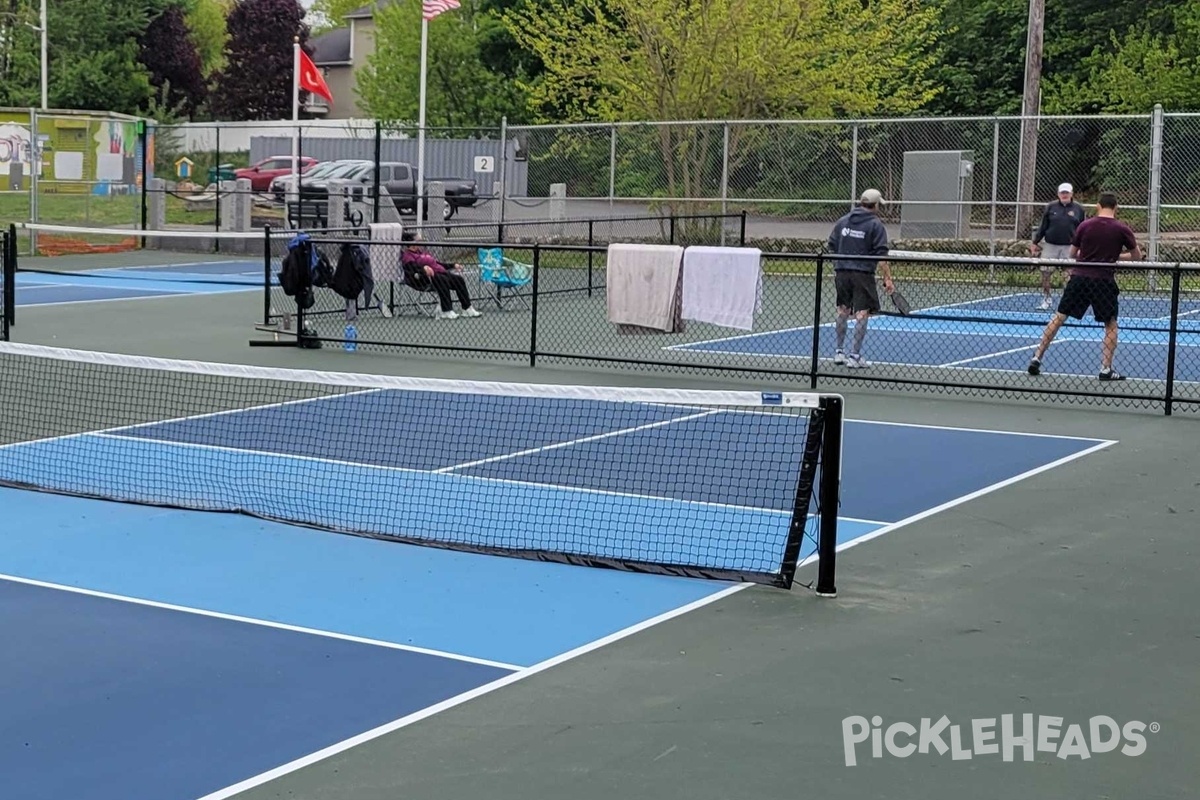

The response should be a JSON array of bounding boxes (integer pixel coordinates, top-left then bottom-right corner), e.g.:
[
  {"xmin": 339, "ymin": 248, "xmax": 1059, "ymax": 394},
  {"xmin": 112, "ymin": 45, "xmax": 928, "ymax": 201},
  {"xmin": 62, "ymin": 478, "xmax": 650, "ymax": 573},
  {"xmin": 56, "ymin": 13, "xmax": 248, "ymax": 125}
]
[{"xmin": 476, "ymin": 248, "xmax": 533, "ymax": 309}]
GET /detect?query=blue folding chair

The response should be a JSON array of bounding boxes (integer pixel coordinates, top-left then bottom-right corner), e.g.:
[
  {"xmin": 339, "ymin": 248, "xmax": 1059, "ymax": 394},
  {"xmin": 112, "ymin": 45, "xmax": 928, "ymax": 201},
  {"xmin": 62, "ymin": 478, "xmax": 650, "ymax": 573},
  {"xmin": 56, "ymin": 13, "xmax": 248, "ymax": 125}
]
[{"xmin": 476, "ymin": 248, "xmax": 532, "ymax": 309}]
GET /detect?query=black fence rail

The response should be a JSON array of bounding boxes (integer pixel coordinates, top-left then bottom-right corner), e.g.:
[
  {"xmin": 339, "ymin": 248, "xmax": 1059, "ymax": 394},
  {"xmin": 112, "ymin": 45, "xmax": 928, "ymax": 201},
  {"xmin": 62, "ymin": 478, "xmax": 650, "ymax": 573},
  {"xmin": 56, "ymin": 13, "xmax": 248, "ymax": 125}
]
[
  {"xmin": 1, "ymin": 227, "xmax": 13, "ymax": 341},
  {"xmin": 254, "ymin": 238, "xmax": 1200, "ymax": 416}
]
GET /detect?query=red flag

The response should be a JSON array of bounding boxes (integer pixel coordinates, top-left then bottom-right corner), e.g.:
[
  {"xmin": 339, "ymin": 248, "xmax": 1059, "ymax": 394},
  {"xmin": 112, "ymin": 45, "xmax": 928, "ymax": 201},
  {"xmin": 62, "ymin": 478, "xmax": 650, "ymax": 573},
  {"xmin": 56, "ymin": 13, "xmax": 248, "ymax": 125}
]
[
  {"xmin": 422, "ymin": 0, "xmax": 460, "ymax": 21},
  {"xmin": 297, "ymin": 49, "xmax": 333, "ymax": 103}
]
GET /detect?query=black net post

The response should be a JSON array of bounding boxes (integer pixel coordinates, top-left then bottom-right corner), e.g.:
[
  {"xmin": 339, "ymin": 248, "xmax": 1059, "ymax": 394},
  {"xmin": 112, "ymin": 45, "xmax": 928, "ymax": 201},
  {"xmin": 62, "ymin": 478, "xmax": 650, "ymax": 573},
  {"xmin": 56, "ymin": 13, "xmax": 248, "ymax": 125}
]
[
  {"xmin": 815, "ymin": 395, "xmax": 842, "ymax": 596},
  {"xmin": 263, "ymin": 225, "xmax": 273, "ymax": 326},
  {"xmin": 1, "ymin": 230, "xmax": 9, "ymax": 341},
  {"xmin": 1165, "ymin": 263, "xmax": 1182, "ymax": 416},
  {"xmin": 739, "ymin": 210, "xmax": 747, "ymax": 246},
  {"xmin": 372, "ymin": 121, "xmax": 382, "ymax": 224},
  {"xmin": 4, "ymin": 223, "xmax": 15, "ymax": 332},
  {"xmin": 214, "ymin": 127, "xmax": 222, "ymax": 247},
  {"xmin": 139, "ymin": 121, "xmax": 148, "ymax": 247},
  {"xmin": 810, "ymin": 253, "xmax": 825, "ymax": 389},
  {"xmin": 587, "ymin": 220, "xmax": 594, "ymax": 297},
  {"xmin": 529, "ymin": 244, "xmax": 541, "ymax": 367}
]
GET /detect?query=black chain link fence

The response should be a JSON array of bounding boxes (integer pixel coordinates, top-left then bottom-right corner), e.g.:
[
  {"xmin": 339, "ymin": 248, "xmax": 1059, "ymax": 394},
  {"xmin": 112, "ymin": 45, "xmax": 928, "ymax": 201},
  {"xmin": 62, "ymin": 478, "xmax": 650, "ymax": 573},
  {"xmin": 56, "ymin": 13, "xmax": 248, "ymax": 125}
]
[{"xmin": 259, "ymin": 236, "xmax": 1200, "ymax": 416}]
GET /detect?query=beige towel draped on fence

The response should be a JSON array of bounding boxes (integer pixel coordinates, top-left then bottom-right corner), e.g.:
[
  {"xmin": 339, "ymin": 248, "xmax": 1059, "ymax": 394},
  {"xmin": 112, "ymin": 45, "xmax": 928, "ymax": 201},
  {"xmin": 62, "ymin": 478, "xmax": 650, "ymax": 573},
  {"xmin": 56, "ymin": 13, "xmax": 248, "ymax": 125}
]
[{"xmin": 605, "ymin": 243, "xmax": 686, "ymax": 334}]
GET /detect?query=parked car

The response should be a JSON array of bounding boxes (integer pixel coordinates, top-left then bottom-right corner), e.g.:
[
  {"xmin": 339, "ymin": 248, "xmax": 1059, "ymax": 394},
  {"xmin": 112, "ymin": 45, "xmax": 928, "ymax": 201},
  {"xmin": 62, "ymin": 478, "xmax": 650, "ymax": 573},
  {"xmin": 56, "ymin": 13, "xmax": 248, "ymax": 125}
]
[
  {"xmin": 270, "ymin": 159, "xmax": 371, "ymax": 203},
  {"xmin": 235, "ymin": 156, "xmax": 318, "ymax": 192},
  {"xmin": 296, "ymin": 161, "xmax": 478, "ymax": 223}
]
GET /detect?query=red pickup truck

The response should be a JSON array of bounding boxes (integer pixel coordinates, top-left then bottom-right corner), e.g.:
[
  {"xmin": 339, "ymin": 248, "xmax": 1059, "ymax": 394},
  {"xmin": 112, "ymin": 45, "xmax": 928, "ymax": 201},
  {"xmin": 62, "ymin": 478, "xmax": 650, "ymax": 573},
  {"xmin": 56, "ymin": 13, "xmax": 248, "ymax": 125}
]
[{"xmin": 234, "ymin": 156, "xmax": 318, "ymax": 192}]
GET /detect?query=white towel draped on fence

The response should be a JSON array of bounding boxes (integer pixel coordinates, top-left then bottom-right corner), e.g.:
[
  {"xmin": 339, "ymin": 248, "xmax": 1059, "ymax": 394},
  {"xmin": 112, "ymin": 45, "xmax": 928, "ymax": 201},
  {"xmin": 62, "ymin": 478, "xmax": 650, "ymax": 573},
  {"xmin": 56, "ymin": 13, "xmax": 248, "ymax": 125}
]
[{"xmin": 681, "ymin": 246, "xmax": 763, "ymax": 331}]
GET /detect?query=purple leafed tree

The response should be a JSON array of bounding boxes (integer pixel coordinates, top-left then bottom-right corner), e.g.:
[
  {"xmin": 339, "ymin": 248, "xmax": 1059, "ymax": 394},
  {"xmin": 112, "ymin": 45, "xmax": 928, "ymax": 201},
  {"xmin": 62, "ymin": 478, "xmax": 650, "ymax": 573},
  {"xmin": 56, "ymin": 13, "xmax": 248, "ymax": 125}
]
[
  {"xmin": 210, "ymin": 0, "xmax": 312, "ymax": 120},
  {"xmin": 139, "ymin": 5, "xmax": 208, "ymax": 118}
]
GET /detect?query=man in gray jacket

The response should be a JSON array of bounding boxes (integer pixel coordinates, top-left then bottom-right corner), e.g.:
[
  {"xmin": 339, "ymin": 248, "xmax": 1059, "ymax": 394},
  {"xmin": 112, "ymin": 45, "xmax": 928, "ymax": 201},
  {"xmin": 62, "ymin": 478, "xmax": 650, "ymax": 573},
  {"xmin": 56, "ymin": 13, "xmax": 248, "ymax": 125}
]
[
  {"xmin": 1031, "ymin": 182, "xmax": 1087, "ymax": 309},
  {"xmin": 827, "ymin": 189, "xmax": 894, "ymax": 368}
]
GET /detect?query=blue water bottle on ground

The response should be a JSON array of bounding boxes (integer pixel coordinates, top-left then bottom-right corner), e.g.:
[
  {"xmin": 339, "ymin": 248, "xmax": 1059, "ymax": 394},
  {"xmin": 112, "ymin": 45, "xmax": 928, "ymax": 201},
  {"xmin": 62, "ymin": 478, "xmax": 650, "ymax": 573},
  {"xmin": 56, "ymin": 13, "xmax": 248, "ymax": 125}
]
[{"xmin": 344, "ymin": 324, "xmax": 357, "ymax": 352}]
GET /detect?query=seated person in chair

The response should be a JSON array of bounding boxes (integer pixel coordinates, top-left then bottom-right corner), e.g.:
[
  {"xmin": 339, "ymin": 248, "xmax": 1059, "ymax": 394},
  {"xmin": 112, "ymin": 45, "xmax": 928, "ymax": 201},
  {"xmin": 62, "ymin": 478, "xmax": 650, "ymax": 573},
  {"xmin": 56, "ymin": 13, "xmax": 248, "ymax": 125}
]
[{"xmin": 399, "ymin": 232, "xmax": 481, "ymax": 319}]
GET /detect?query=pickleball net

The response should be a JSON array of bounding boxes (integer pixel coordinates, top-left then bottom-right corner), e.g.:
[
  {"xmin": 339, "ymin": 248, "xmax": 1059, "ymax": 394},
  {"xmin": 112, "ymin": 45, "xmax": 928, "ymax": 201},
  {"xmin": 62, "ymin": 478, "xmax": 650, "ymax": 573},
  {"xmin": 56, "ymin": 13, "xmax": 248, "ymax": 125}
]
[{"xmin": 0, "ymin": 343, "xmax": 843, "ymax": 591}]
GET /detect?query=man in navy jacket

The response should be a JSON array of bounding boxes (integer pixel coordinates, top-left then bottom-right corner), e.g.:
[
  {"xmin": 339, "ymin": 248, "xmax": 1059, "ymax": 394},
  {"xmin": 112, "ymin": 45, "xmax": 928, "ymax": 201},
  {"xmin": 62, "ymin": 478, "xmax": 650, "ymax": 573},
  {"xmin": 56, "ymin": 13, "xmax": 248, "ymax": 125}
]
[{"xmin": 827, "ymin": 189, "xmax": 894, "ymax": 368}]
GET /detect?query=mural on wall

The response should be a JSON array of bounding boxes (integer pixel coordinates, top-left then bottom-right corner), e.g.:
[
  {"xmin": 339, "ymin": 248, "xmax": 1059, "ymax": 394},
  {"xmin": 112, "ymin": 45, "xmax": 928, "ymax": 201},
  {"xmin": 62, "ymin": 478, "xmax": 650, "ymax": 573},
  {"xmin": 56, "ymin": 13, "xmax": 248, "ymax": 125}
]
[
  {"xmin": 0, "ymin": 116, "xmax": 33, "ymax": 191},
  {"xmin": 0, "ymin": 110, "xmax": 154, "ymax": 195}
]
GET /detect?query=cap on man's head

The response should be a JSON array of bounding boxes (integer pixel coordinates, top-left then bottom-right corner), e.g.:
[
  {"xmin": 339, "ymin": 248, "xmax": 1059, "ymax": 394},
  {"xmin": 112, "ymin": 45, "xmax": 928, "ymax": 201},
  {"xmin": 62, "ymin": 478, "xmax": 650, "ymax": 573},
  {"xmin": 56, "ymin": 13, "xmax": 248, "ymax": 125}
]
[
  {"xmin": 1058, "ymin": 183, "xmax": 1073, "ymax": 194},
  {"xmin": 860, "ymin": 188, "xmax": 885, "ymax": 206}
]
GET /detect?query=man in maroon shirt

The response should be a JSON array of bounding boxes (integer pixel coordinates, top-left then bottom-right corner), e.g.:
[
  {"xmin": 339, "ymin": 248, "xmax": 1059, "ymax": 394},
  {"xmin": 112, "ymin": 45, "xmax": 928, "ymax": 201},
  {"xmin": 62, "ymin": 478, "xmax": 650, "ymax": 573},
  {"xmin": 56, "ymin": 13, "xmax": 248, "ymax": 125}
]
[{"xmin": 1027, "ymin": 193, "xmax": 1142, "ymax": 381}]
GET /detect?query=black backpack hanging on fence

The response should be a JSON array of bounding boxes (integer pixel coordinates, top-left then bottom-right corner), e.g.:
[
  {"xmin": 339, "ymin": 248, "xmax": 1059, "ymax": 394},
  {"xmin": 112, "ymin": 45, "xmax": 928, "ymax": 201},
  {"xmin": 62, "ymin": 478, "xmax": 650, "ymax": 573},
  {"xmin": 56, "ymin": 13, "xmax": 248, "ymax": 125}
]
[
  {"xmin": 279, "ymin": 235, "xmax": 315, "ymax": 310},
  {"xmin": 330, "ymin": 242, "xmax": 367, "ymax": 300}
]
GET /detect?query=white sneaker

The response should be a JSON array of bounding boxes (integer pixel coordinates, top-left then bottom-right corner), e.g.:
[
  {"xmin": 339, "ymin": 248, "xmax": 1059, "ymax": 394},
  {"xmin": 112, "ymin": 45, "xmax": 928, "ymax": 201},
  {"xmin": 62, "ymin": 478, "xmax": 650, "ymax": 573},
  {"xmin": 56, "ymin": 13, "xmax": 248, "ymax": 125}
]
[
  {"xmin": 438, "ymin": 310, "xmax": 459, "ymax": 320},
  {"xmin": 1039, "ymin": 298, "xmax": 1051, "ymax": 310},
  {"xmin": 460, "ymin": 307, "xmax": 482, "ymax": 318},
  {"xmin": 834, "ymin": 350, "xmax": 846, "ymax": 365},
  {"xmin": 846, "ymin": 354, "xmax": 869, "ymax": 369}
]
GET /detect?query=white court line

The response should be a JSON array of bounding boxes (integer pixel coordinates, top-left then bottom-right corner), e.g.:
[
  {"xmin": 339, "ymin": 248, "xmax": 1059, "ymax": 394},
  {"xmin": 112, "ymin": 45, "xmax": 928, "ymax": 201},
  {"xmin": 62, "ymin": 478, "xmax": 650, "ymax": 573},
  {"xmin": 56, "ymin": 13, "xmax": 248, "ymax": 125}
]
[
  {"xmin": 794, "ymin": 438, "xmax": 1120, "ymax": 569},
  {"xmin": 0, "ymin": 388, "xmax": 384, "ymax": 453},
  {"xmin": 193, "ymin": 583, "xmax": 750, "ymax": 800},
  {"xmin": 433, "ymin": 409, "xmax": 722, "ymax": 473},
  {"xmin": 845, "ymin": 417, "xmax": 1114, "ymax": 443},
  {"xmin": 13, "ymin": 288, "xmax": 258, "ymax": 309},
  {"xmin": 664, "ymin": 292, "xmax": 1032, "ymax": 352},
  {"xmin": 0, "ymin": 573, "xmax": 520, "ymax": 671},
  {"xmin": 938, "ymin": 343, "xmax": 1044, "ymax": 367},
  {"xmin": 195, "ymin": 428, "xmax": 1120, "ymax": 800},
  {"xmin": 84, "ymin": 433, "xmax": 796, "ymax": 518}
]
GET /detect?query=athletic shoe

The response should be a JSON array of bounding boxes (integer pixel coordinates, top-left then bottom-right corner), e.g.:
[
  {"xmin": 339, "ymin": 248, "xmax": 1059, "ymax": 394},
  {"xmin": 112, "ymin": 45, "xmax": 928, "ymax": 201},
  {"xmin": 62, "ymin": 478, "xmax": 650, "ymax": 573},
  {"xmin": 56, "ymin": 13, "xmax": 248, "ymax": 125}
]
[
  {"xmin": 460, "ymin": 307, "xmax": 482, "ymax": 318},
  {"xmin": 1027, "ymin": 357, "xmax": 1041, "ymax": 376},
  {"xmin": 1039, "ymin": 298, "xmax": 1051, "ymax": 310},
  {"xmin": 845, "ymin": 354, "xmax": 868, "ymax": 369},
  {"xmin": 834, "ymin": 350, "xmax": 846, "ymax": 365},
  {"xmin": 438, "ymin": 310, "xmax": 459, "ymax": 320},
  {"xmin": 1099, "ymin": 369, "xmax": 1127, "ymax": 381}
]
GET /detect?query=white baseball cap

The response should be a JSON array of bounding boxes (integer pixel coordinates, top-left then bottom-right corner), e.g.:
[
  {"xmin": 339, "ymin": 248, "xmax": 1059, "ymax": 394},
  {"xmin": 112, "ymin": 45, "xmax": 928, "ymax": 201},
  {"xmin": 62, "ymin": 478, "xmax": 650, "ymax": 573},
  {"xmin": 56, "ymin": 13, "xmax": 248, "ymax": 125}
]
[
  {"xmin": 860, "ymin": 188, "xmax": 885, "ymax": 205},
  {"xmin": 1058, "ymin": 183, "xmax": 1073, "ymax": 194}
]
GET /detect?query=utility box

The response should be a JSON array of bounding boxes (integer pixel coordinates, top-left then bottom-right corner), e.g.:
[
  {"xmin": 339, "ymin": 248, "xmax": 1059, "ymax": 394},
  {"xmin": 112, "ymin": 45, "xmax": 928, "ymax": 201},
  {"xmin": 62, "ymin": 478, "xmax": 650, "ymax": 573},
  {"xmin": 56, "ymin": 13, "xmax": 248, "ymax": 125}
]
[{"xmin": 900, "ymin": 150, "xmax": 974, "ymax": 238}]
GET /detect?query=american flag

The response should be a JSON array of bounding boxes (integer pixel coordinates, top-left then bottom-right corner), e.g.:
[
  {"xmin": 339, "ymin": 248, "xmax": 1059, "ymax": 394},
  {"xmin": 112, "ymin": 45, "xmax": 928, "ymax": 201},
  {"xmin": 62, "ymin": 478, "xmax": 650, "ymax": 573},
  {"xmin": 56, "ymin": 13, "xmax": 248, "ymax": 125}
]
[{"xmin": 422, "ymin": 0, "xmax": 461, "ymax": 20}]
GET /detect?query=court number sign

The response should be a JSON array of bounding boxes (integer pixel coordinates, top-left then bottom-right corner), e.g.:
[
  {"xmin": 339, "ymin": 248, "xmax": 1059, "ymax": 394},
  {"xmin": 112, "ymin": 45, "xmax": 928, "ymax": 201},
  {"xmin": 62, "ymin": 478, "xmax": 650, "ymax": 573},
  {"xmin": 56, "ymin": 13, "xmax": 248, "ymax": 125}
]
[{"xmin": 474, "ymin": 156, "xmax": 495, "ymax": 173}]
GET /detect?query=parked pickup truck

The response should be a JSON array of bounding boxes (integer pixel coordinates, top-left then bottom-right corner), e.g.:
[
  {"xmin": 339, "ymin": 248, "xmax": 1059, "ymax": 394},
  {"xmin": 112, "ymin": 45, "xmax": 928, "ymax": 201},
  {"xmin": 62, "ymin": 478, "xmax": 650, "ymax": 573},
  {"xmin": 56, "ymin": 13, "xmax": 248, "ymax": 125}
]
[{"xmin": 295, "ymin": 161, "xmax": 479, "ymax": 224}]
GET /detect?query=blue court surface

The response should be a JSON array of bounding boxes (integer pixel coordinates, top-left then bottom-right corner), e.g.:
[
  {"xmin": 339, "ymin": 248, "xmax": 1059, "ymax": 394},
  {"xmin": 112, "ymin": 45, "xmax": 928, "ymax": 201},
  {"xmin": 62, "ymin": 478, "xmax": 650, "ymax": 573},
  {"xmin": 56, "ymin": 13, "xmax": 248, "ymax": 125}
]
[
  {"xmin": 0, "ymin": 390, "xmax": 1116, "ymax": 800},
  {"xmin": 670, "ymin": 290, "xmax": 1200, "ymax": 381},
  {"xmin": 13, "ymin": 260, "xmax": 265, "ymax": 307}
]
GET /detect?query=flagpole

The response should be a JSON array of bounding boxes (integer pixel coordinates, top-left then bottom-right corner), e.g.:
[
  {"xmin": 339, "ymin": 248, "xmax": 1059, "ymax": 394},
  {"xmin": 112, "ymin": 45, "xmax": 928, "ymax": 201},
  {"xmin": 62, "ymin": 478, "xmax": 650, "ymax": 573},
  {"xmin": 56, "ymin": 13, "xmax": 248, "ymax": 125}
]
[
  {"xmin": 292, "ymin": 37, "xmax": 300, "ymax": 229},
  {"xmin": 417, "ymin": 16, "xmax": 428, "ymax": 226}
]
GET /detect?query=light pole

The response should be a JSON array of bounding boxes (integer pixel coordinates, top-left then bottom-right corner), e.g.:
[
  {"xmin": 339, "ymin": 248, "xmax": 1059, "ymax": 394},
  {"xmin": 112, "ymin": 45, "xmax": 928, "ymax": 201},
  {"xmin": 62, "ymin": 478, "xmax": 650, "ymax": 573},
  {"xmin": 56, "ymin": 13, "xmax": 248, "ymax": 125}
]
[{"xmin": 39, "ymin": 0, "xmax": 46, "ymax": 109}]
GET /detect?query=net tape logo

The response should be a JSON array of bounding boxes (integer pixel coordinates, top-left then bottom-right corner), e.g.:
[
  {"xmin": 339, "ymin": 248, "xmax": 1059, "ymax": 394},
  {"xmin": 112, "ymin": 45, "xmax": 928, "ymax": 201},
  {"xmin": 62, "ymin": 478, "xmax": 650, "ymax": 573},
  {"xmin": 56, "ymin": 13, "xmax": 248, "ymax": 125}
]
[{"xmin": 842, "ymin": 714, "xmax": 1158, "ymax": 766}]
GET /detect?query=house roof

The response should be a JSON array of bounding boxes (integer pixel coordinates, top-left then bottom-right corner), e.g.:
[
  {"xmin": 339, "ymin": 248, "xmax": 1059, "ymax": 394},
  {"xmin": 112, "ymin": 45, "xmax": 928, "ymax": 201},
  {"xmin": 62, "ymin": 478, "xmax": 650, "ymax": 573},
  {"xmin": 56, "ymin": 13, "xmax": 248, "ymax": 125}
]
[
  {"xmin": 311, "ymin": 27, "xmax": 351, "ymax": 65},
  {"xmin": 344, "ymin": 0, "xmax": 392, "ymax": 20}
]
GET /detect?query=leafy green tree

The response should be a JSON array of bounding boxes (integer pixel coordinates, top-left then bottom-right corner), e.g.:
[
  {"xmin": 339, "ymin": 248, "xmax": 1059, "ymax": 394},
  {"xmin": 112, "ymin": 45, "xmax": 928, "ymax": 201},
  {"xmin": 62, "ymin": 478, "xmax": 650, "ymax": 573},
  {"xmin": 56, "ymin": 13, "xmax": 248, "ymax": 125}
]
[
  {"xmin": 140, "ymin": 4, "xmax": 207, "ymax": 118},
  {"xmin": 185, "ymin": 0, "xmax": 232, "ymax": 78},
  {"xmin": 209, "ymin": 0, "xmax": 311, "ymax": 120},
  {"xmin": 503, "ymin": 0, "xmax": 941, "ymax": 201},
  {"xmin": 357, "ymin": 0, "xmax": 530, "ymax": 127},
  {"xmin": 308, "ymin": 0, "xmax": 365, "ymax": 32}
]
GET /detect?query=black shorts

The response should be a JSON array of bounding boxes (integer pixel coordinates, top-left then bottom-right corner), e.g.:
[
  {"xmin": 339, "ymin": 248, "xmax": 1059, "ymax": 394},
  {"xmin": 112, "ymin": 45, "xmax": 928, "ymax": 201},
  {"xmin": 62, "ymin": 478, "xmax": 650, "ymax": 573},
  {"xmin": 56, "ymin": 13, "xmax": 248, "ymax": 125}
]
[
  {"xmin": 834, "ymin": 270, "xmax": 880, "ymax": 313},
  {"xmin": 1058, "ymin": 276, "xmax": 1119, "ymax": 323}
]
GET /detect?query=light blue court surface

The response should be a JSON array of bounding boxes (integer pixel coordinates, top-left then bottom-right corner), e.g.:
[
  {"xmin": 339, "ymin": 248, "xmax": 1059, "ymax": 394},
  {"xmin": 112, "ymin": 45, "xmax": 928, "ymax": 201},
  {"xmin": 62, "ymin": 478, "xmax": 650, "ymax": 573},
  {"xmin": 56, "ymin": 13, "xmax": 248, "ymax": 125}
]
[
  {"xmin": 671, "ymin": 291, "xmax": 1200, "ymax": 381},
  {"xmin": 13, "ymin": 260, "xmax": 267, "ymax": 306},
  {"xmin": 0, "ymin": 390, "xmax": 1115, "ymax": 800}
]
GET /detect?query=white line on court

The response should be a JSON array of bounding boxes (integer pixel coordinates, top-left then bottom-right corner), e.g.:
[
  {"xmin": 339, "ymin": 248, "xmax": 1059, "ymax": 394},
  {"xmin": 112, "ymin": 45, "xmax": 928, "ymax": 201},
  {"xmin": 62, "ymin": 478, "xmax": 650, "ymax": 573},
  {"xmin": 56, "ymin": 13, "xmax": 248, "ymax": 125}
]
[
  {"xmin": 80, "ymin": 433, "xmax": 799, "ymax": 518},
  {"xmin": 794, "ymin": 438, "xmax": 1120, "ymax": 564},
  {"xmin": 193, "ymin": 427, "xmax": 1121, "ymax": 800},
  {"xmin": 12, "ymin": 288, "xmax": 257, "ymax": 309},
  {"xmin": 938, "ymin": 343, "xmax": 1044, "ymax": 367},
  {"xmin": 192, "ymin": 582, "xmax": 752, "ymax": 800},
  {"xmin": 433, "ymin": 409, "xmax": 722, "ymax": 473},
  {"xmin": 0, "ymin": 573, "xmax": 521, "ymax": 671}
]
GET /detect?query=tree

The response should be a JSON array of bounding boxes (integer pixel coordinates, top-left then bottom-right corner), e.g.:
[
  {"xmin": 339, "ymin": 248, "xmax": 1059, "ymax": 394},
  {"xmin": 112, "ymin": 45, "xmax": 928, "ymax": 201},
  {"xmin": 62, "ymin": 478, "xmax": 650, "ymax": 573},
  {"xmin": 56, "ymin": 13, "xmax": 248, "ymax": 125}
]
[
  {"xmin": 1053, "ymin": 3, "xmax": 1200, "ymax": 113},
  {"xmin": 0, "ymin": 0, "xmax": 42, "ymax": 108},
  {"xmin": 503, "ymin": 0, "xmax": 941, "ymax": 202},
  {"xmin": 185, "ymin": 0, "xmax": 233, "ymax": 78},
  {"xmin": 209, "ymin": 0, "xmax": 311, "ymax": 120},
  {"xmin": 308, "ymin": 0, "xmax": 365, "ymax": 32},
  {"xmin": 357, "ymin": 0, "xmax": 530, "ymax": 127},
  {"xmin": 140, "ymin": 4, "xmax": 207, "ymax": 118}
]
